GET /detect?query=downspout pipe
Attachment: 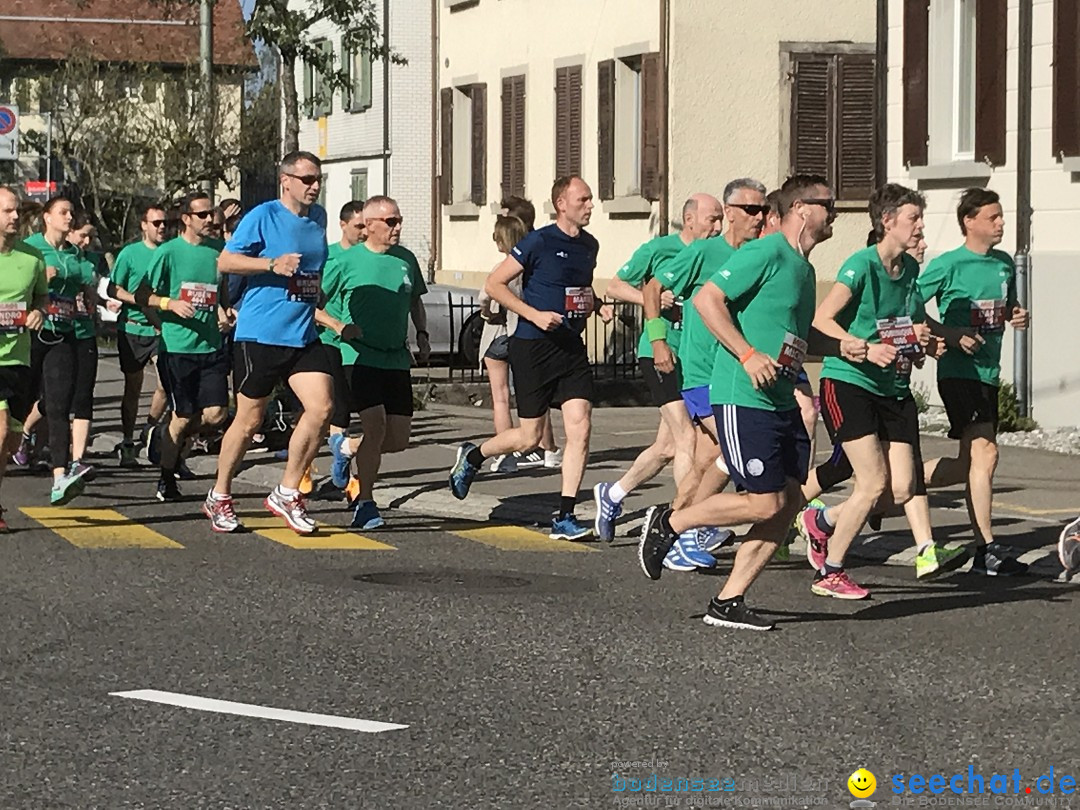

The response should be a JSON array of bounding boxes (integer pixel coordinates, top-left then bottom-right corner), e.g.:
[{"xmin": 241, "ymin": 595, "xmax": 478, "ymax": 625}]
[
  {"xmin": 875, "ymin": 0, "xmax": 887, "ymax": 188},
  {"xmin": 1014, "ymin": 0, "xmax": 1033, "ymax": 417},
  {"xmin": 382, "ymin": 0, "xmax": 391, "ymax": 197},
  {"xmin": 429, "ymin": 0, "xmax": 439, "ymax": 282},
  {"xmin": 658, "ymin": 0, "xmax": 669, "ymax": 234}
]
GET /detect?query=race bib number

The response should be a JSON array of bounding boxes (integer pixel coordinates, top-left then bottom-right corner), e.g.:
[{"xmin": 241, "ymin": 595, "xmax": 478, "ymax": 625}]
[
  {"xmin": 876, "ymin": 315, "xmax": 921, "ymax": 356},
  {"xmin": 564, "ymin": 286, "xmax": 594, "ymax": 317},
  {"xmin": 288, "ymin": 271, "xmax": 321, "ymax": 303},
  {"xmin": 970, "ymin": 298, "xmax": 1006, "ymax": 334},
  {"xmin": 46, "ymin": 294, "xmax": 76, "ymax": 323},
  {"xmin": 896, "ymin": 354, "xmax": 914, "ymax": 380},
  {"xmin": 0, "ymin": 302, "xmax": 28, "ymax": 333},
  {"xmin": 776, "ymin": 332, "xmax": 808, "ymax": 380},
  {"xmin": 180, "ymin": 281, "xmax": 219, "ymax": 313},
  {"xmin": 73, "ymin": 291, "xmax": 92, "ymax": 320}
]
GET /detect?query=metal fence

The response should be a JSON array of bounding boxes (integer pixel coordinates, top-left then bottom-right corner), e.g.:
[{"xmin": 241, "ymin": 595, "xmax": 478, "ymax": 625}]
[{"xmin": 439, "ymin": 294, "xmax": 643, "ymax": 384}]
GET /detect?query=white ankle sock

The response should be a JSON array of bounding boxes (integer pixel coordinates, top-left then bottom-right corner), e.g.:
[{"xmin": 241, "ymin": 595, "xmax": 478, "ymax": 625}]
[{"xmin": 609, "ymin": 483, "xmax": 627, "ymax": 504}]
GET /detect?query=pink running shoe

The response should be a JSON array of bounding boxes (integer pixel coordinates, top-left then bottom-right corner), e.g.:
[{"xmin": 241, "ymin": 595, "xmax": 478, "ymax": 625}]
[
  {"xmin": 811, "ymin": 569, "xmax": 869, "ymax": 600},
  {"xmin": 798, "ymin": 508, "xmax": 831, "ymax": 572}
]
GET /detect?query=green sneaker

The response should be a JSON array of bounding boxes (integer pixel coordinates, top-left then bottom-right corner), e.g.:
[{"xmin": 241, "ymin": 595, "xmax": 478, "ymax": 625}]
[
  {"xmin": 915, "ymin": 542, "xmax": 971, "ymax": 580},
  {"xmin": 50, "ymin": 472, "xmax": 85, "ymax": 506}
]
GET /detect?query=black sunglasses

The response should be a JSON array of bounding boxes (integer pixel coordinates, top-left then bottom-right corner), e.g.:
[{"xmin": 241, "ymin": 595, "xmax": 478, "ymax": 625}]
[
  {"xmin": 368, "ymin": 216, "xmax": 403, "ymax": 228},
  {"xmin": 729, "ymin": 204, "xmax": 770, "ymax": 216},
  {"xmin": 187, "ymin": 210, "xmax": 214, "ymax": 219},
  {"xmin": 147, "ymin": 219, "xmax": 166, "ymax": 227},
  {"xmin": 801, "ymin": 198, "xmax": 836, "ymax": 213},
  {"xmin": 287, "ymin": 173, "xmax": 324, "ymax": 186}
]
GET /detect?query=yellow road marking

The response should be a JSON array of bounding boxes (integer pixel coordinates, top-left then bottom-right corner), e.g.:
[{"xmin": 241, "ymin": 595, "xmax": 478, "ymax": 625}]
[
  {"xmin": 452, "ymin": 525, "xmax": 595, "ymax": 552},
  {"xmin": 20, "ymin": 507, "xmax": 183, "ymax": 549},
  {"xmin": 992, "ymin": 500, "xmax": 1080, "ymax": 517},
  {"xmin": 241, "ymin": 515, "xmax": 395, "ymax": 550}
]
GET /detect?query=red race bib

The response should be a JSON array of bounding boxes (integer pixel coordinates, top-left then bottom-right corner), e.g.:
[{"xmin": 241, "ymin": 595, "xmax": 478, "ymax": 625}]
[
  {"xmin": 970, "ymin": 298, "xmax": 1006, "ymax": 334},
  {"xmin": 876, "ymin": 316, "xmax": 921, "ymax": 356},
  {"xmin": 0, "ymin": 302, "xmax": 27, "ymax": 333},
  {"xmin": 564, "ymin": 286, "xmax": 594, "ymax": 317},
  {"xmin": 288, "ymin": 272, "xmax": 321, "ymax": 303},
  {"xmin": 45, "ymin": 294, "xmax": 75, "ymax": 323},
  {"xmin": 180, "ymin": 282, "xmax": 218, "ymax": 313}
]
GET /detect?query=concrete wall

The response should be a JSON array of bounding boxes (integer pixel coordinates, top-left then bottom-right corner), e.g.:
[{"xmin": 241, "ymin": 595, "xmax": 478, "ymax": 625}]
[{"xmin": 888, "ymin": 0, "xmax": 1080, "ymax": 428}]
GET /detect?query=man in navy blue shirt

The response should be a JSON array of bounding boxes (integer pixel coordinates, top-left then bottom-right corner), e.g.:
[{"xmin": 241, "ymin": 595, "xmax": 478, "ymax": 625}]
[
  {"xmin": 449, "ymin": 175, "xmax": 611, "ymax": 540},
  {"xmin": 203, "ymin": 151, "xmax": 334, "ymax": 535}
]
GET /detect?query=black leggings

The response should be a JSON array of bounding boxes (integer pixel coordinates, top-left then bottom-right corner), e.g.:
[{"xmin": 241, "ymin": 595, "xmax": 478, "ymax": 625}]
[
  {"xmin": 71, "ymin": 337, "xmax": 98, "ymax": 420},
  {"xmin": 30, "ymin": 330, "xmax": 76, "ymax": 470}
]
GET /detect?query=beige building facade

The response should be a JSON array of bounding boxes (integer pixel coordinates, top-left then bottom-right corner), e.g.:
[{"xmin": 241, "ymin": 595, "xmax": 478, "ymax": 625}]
[{"xmin": 888, "ymin": 0, "xmax": 1080, "ymax": 428}]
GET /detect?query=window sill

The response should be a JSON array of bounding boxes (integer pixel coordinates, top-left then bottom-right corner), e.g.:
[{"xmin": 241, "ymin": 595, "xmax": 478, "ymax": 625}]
[
  {"xmin": 444, "ymin": 202, "xmax": 481, "ymax": 219},
  {"xmin": 445, "ymin": 0, "xmax": 479, "ymax": 9},
  {"xmin": 602, "ymin": 195, "xmax": 653, "ymax": 216},
  {"xmin": 907, "ymin": 161, "xmax": 993, "ymax": 182},
  {"xmin": 1061, "ymin": 157, "xmax": 1080, "ymax": 173}
]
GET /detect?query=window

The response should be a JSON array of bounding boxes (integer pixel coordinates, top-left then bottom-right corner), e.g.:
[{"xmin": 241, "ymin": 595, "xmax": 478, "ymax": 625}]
[
  {"xmin": 788, "ymin": 49, "xmax": 877, "ymax": 202},
  {"xmin": 303, "ymin": 39, "xmax": 334, "ymax": 119},
  {"xmin": 344, "ymin": 43, "xmax": 373, "ymax": 113},
  {"xmin": 501, "ymin": 75, "xmax": 526, "ymax": 199},
  {"xmin": 439, "ymin": 83, "xmax": 486, "ymax": 206},
  {"xmin": 554, "ymin": 65, "xmax": 582, "ymax": 179},
  {"xmin": 928, "ymin": 0, "xmax": 976, "ymax": 161},
  {"xmin": 1053, "ymin": 0, "xmax": 1080, "ymax": 158},
  {"xmin": 351, "ymin": 169, "xmax": 368, "ymax": 202},
  {"xmin": 597, "ymin": 53, "xmax": 661, "ymax": 202}
]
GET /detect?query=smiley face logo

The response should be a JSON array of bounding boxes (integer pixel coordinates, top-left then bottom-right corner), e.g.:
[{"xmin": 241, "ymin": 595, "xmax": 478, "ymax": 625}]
[{"xmin": 848, "ymin": 769, "xmax": 876, "ymax": 798}]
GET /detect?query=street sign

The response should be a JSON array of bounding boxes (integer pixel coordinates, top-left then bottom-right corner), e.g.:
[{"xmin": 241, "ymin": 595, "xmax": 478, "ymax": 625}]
[
  {"xmin": 24, "ymin": 181, "xmax": 58, "ymax": 201},
  {"xmin": 0, "ymin": 104, "xmax": 18, "ymax": 161}
]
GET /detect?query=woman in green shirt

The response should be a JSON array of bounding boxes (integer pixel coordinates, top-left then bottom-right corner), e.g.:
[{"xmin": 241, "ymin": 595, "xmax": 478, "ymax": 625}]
[{"xmin": 65, "ymin": 211, "xmax": 102, "ymax": 480}]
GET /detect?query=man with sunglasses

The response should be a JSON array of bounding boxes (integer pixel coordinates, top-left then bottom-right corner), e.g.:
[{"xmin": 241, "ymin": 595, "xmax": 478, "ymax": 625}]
[
  {"xmin": 204, "ymin": 150, "xmax": 333, "ymax": 534},
  {"xmin": 327, "ymin": 196, "xmax": 427, "ymax": 530},
  {"xmin": 109, "ymin": 203, "xmax": 170, "ymax": 466}
]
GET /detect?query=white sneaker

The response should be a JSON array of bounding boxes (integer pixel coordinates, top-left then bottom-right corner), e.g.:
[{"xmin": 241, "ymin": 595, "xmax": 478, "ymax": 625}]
[
  {"xmin": 544, "ymin": 448, "xmax": 563, "ymax": 468},
  {"xmin": 489, "ymin": 454, "xmax": 518, "ymax": 473}
]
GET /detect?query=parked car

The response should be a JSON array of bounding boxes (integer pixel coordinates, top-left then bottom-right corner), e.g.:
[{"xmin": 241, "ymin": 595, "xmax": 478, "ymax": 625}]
[{"xmin": 410, "ymin": 283, "xmax": 484, "ymax": 367}]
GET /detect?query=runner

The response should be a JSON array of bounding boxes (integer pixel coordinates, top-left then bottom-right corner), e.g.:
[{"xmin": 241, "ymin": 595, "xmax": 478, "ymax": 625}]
[
  {"xmin": 918, "ymin": 188, "xmax": 1030, "ymax": 575},
  {"xmin": 203, "ymin": 150, "xmax": 333, "ymax": 534},
  {"xmin": 637, "ymin": 174, "xmax": 865, "ymax": 630},
  {"xmin": 143, "ymin": 191, "xmax": 230, "ymax": 501},
  {"xmin": 64, "ymin": 211, "xmax": 102, "ymax": 479},
  {"xmin": 449, "ymin": 175, "xmax": 609, "ymax": 539},
  {"xmin": 109, "ymin": 203, "xmax": 170, "ymax": 466},
  {"xmin": 20, "ymin": 197, "xmax": 93, "ymax": 504},
  {"xmin": 592, "ymin": 193, "xmax": 723, "ymax": 559},
  {"xmin": 0, "ymin": 186, "xmax": 49, "ymax": 528},
  {"xmin": 320, "ymin": 200, "xmax": 366, "ymax": 490},
  {"xmin": 329, "ymin": 195, "xmax": 428, "ymax": 530}
]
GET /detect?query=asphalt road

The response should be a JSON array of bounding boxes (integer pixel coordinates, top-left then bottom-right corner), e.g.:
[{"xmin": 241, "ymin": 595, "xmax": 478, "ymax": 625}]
[{"xmin": 3, "ymin": 451, "xmax": 1079, "ymax": 809}]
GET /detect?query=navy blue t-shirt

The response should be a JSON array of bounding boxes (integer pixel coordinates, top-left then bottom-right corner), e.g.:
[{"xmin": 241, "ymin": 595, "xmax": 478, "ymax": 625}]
[{"xmin": 511, "ymin": 224, "xmax": 599, "ymax": 340}]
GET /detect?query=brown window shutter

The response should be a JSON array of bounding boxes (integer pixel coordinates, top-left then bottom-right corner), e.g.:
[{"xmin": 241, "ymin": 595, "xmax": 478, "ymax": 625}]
[
  {"xmin": 567, "ymin": 65, "xmax": 582, "ymax": 177},
  {"xmin": 440, "ymin": 87, "xmax": 453, "ymax": 205},
  {"xmin": 555, "ymin": 67, "xmax": 570, "ymax": 179},
  {"xmin": 975, "ymin": 0, "xmax": 1007, "ymax": 166},
  {"xmin": 640, "ymin": 52, "xmax": 662, "ymax": 201},
  {"xmin": 835, "ymin": 53, "xmax": 878, "ymax": 201},
  {"xmin": 790, "ymin": 55, "xmax": 833, "ymax": 181},
  {"xmin": 501, "ymin": 75, "xmax": 527, "ymax": 198},
  {"xmin": 597, "ymin": 59, "xmax": 616, "ymax": 200},
  {"xmin": 470, "ymin": 83, "xmax": 487, "ymax": 205},
  {"xmin": 1053, "ymin": 0, "xmax": 1080, "ymax": 157},
  {"xmin": 502, "ymin": 77, "xmax": 513, "ymax": 199},
  {"xmin": 902, "ymin": 0, "xmax": 929, "ymax": 167}
]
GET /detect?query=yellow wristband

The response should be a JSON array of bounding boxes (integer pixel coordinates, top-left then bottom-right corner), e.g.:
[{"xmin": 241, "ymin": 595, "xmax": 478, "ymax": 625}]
[{"xmin": 158, "ymin": 297, "xmax": 171, "ymax": 311}]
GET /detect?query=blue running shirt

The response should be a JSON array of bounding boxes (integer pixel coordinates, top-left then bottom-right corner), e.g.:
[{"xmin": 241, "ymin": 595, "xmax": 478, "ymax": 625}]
[{"xmin": 510, "ymin": 224, "xmax": 600, "ymax": 340}]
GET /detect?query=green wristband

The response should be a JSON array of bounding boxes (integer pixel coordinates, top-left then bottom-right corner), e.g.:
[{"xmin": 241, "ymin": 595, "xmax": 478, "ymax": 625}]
[{"xmin": 645, "ymin": 317, "xmax": 668, "ymax": 343}]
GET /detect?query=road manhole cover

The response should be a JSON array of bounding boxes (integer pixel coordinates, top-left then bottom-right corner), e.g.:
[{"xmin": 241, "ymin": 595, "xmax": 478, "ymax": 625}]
[{"xmin": 354, "ymin": 571, "xmax": 533, "ymax": 592}]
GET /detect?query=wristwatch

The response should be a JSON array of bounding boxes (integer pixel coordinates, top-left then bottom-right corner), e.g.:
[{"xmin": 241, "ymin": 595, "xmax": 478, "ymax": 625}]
[{"xmin": 268, "ymin": 257, "xmax": 276, "ymax": 274}]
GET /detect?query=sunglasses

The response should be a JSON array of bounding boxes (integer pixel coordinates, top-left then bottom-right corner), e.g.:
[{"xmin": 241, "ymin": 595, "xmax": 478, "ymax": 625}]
[
  {"xmin": 187, "ymin": 210, "xmax": 214, "ymax": 219},
  {"xmin": 368, "ymin": 216, "xmax": 403, "ymax": 228},
  {"xmin": 147, "ymin": 219, "xmax": 166, "ymax": 228},
  {"xmin": 729, "ymin": 204, "xmax": 770, "ymax": 217},
  {"xmin": 287, "ymin": 173, "xmax": 324, "ymax": 186},
  {"xmin": 801, "ymin": 198, "xmax": 836, "ymax": 213}
]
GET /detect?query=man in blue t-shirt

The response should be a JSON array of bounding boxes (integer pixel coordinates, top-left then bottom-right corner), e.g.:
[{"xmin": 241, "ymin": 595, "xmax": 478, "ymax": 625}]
[
  {"xmin": 203, "ymin": 150, "xmax": 334, "ymax": 536},
  {"xmin": 449, "ymin": 175, "xmax": 611, "ymax": 540}
]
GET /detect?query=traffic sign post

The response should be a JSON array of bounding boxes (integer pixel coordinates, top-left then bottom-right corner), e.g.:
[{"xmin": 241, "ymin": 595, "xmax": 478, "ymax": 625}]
[{"xmin": 0, "ymin": 104, "xmax": 18, "ymax": 161}]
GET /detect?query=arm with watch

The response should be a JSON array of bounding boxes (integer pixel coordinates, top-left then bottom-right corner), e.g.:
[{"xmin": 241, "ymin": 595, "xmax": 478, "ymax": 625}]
[{"xmin": 217, "ymin": 251, "xmax": 302, "ymax": 276}]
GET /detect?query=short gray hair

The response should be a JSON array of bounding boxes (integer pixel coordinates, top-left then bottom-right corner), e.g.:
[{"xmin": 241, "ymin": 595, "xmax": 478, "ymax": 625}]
[
  {"xmin": 723, "ymin": 177, "xmax": 767, "ymax": 204},
  {"xmin": 681, "ymin": 197, "xmax": 698, "ymax": 220}
]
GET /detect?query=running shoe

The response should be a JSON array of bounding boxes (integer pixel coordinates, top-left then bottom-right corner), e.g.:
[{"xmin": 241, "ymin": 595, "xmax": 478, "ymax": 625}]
[
  {"xmin": 265, "ymin": 487, "xmax": 316, "ymax": 534},
  {"xmin": 699, "ymin": 526, "xmax": 735, "ymax": 554},
  {"xmin": 274, "ymin": 448, "xmax": 289, "ymax": 461},
  {"xmin": 592, "ymin": 482, "xmax": 623, "ymax": 542},
  {"xmin": 915, "ymin": 542, "xmax": 970, "ymax": 580},
  {"xmin": 702, "ymin": 595, "xmax": 775, "ymax": 631},
  {"xmin": 798, "ymin": 507, "xmax": 832, "ymax": 572},
  {"xmin": 550, "ymin": 513, "xmax": 591, "ymax": 541},
  {"xmin": 970, "ymin": 542, "xmax": 1029, "ymax": 576},
  {"xmin": 638, "ymin": 506, "xmax": 679, "ymax": 580},
  {"xmin": 811, "ymin": 569, "xmax": 870, "ymax": 600},
  {"xmin": 489, "ymin": 454, "xmax": 518, "ymax": 473},
  {"xmin": 69, "ymin": 460, "xmax": 95, "ymax": 482},
  {"xmin": 350, "ymin": 499, "xmax": 385, "ymax": 530},
  {"xmin": 118, "ymin": 441, "xmax": 140, "ymax": 468},
  {"xmin": 12, "ymin": 437, "xmax": 31, "ymax": 467},
  {"xmin": 513, "ymin": 449, "xmax": 545, "ymax": 468},
  {"xmin": 663, "ymin": 531, "xmax": 717, "ymax": 571},
  {"xmin": 202, "ymin": 490, "xmax": 242, "ymax": 533},
  {"xmin": 544, "ymin": 448, "xmax": 563, "ymax": 469},
  {"xmin": 0, "ymin": 507, "xmax": 9, "ymax": 533},
  {"xmin": 449, "ymin": 442, "xmax": 480, "ymax": 500},
  {"xmin": 1058, "ymin": 516, "xmax": 1080, "ymax": 580},
  {"xmin": 146, "ymin": 425, "xmax": 162, "ymax": 466},
  {"xmin": 328, "ymin": 432, "xmax": 352, "ymax": 488},
  {"xmin": 156, "ymin": 474, "xmax": 182, "ymax": 503},
  {"xmin": 49, "ymin": 472, "xmax": 85, "ymax": 506},
  {"xmin": 176, "ymin": 460, "xmax": 197, "ymax": 481}
]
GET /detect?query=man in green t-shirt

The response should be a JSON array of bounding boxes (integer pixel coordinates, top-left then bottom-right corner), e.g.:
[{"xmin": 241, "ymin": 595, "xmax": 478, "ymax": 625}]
[
  {"xmin": 331, "ymin": 195, "xmax": 427, "ymax": 530},
  {"xmin": 143, "ymin": 192, "xmax": 230, "ymax": 502},
  {"xmin": 592, "ymin": 193, "xmax": 722, "ymax": 549},
  {"xmin": 918, "ymin": 188, "xmax": 1029, "ymax": 576},
  {"xmin": 110, "ymin": 203, "xmax": 169, "ymax": 466},
  {"xmin": 0, "ymin": 186, "xmax": 48, "ymax": 529},
  {"xmin": 638, "ymin": 175, "xmax": 867, "ymax": 631}
]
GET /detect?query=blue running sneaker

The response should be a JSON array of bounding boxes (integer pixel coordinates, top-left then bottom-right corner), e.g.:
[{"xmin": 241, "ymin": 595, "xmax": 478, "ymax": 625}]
[
  {"xmin": 449, "ymin": 442, "xmax": 480, "ymax": 500},
  {"xmin": 350, "ymin": 499, "xmax": 385, "ymax": 530},
  {"xmin": 664, "ymin": 530, "xmax": 717, "ymax": 571},
  {"xmin": 550, "ymin": 513, "xmax": 591, "ymax": 540},
  {"xmin": 698, "ymin": 526, "xmax": 735, "ymax": 554},
  {"xmin": 329, "ymin": 432, "xmax": 351, "ymax": 489},
  {"xmin": 663, "ymin": 539, "xmax": 698, "ymax": 571},
  {"xmin": 592, "ymin": 482, "xmax": 622, "ymax": 542}
]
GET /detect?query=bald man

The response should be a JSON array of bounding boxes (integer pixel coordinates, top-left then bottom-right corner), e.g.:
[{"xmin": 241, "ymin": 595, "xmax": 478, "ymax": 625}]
[{"xmin": 594, "ymin": 194, "xmax": 724, "ymax": 559}]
